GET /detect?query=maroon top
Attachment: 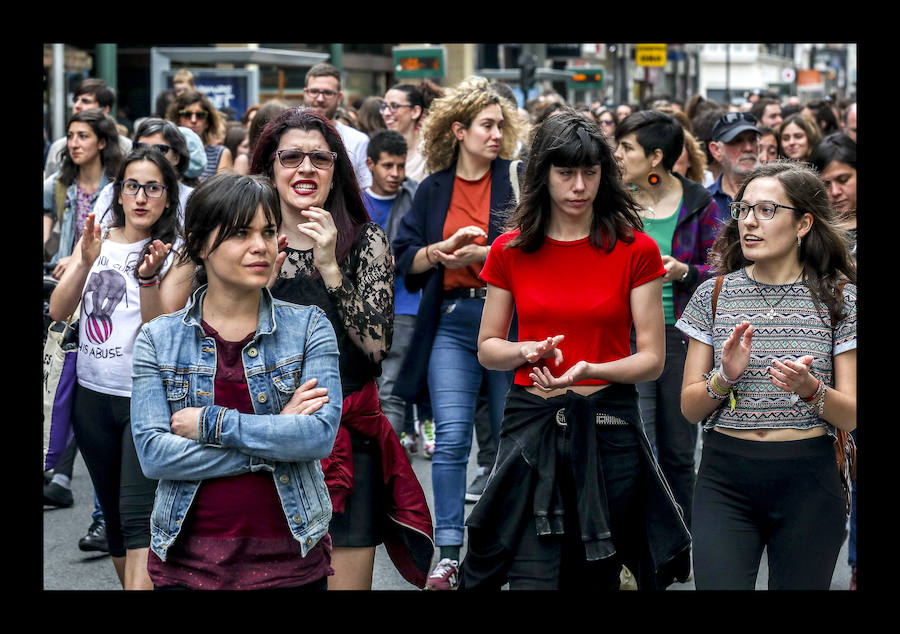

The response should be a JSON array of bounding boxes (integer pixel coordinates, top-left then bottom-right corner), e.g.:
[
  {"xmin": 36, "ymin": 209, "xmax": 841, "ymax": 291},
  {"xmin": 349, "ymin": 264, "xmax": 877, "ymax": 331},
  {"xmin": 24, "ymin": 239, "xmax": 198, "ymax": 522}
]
[{"xmin": 147, "ymin": 321, "xmax": 332, "ymax": 590}]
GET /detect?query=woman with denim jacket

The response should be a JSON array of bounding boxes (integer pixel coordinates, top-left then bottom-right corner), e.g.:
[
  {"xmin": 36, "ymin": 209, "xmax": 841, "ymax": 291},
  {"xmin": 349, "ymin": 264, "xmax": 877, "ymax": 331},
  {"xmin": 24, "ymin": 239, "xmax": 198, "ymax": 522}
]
[
  {"xmin": 613, "ymin": 110, "xmax": 720, "ymax": 534},
  {"xmin": 130, "ymin": 172, "xmax": 344, "ymax": 590},
  {"xmin": 458, "ymin": 109, "xmax": 691, "ymax": 590},
  {"xmin": 48, "ymin": 146, "xmax": 195, "ymax": 590},
  {"xmin": 43, "ymin": 109, "xmax": 124, "ymax": 279},
  {"xmin": 250, "ymin": 108, "xmax": 434, "ymax": 590}
]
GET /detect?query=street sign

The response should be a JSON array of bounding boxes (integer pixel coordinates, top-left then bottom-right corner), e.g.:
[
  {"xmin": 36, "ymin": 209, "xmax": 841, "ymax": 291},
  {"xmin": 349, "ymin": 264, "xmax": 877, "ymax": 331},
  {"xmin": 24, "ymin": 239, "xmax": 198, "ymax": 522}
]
[
  {"xmin": 782, "ymin": 68, "xmax": 796, "ymax": 83},
  {"xmin": 636, "ymin": 43, "xmax": 667, "ymax": 67},
  {"xmin": 567, "ymin": 67, "xmax": 604, "ymax": 88},
  {"xmin": 392, "ymin": 46, "xmax": 446, "ymax": 79}
]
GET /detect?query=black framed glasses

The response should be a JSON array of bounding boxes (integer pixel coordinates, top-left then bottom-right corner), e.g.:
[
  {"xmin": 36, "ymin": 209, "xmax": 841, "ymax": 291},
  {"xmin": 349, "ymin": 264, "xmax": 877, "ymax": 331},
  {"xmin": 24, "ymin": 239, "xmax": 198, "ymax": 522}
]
[
  {"xmin": 729, "ymin": 201, "xmax": 797, "ymax": 221},
  {"xmin": 178, "ymin": 109, "xmax": 208, "ymax": 120},
  {"xmin": 120, "ymin": 180, "xmax": 168, "ymax": 198},
  {"xmin": 379, "ymin": 101, "xmax": 412, "ymax": 114},
  {"xmin": 134, "ymin": 142, "xmax": 173, "ymax": 155},
  {"xmin": 275, "ymin": 149, "xmax": 337, "ymax": 170},
  {"xmin": 304, "ymin": 87, "xmax": 339, "ymax": 99}
]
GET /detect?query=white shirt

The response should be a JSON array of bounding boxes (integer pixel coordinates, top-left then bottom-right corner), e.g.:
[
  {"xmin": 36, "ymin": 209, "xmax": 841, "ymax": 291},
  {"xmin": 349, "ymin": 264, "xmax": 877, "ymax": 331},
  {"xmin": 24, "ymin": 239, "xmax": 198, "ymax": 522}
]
[{"xmin": 335, "ymin": 120, "xmax": 372, "ymax": 190}]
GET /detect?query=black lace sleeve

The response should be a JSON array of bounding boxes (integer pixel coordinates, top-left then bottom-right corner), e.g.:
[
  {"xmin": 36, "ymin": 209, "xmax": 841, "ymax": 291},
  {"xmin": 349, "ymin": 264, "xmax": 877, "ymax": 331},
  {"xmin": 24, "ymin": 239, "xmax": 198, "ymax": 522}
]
[{"xmin": 325, "ymin": 223, "xmax": 394, "ymax": 364}]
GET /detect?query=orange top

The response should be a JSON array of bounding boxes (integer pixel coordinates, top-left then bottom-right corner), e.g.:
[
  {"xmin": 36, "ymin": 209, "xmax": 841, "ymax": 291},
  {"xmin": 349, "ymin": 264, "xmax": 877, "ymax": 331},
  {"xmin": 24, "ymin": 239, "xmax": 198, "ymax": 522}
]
[{"xmin": 442, "ymin": 170, "xmax": 491, "ymax": 291}]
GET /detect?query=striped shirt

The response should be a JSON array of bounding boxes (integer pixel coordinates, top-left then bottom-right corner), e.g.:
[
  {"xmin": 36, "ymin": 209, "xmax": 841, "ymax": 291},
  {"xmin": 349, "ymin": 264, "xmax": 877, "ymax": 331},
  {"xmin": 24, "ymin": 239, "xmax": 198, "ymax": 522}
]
[{"xmin": 675, "ymin": 268, "xmax": 856, "ymax": 432}]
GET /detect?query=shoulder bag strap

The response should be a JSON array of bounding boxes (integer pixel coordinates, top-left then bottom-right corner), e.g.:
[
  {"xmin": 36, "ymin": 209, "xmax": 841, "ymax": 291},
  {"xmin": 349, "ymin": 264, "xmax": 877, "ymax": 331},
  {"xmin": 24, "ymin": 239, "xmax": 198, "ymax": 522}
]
[
  {"xmin": 711, "ymin": 274, "xmax": 724, "ymax": 322},
  {"xmin": 509, "ymin": 160, "xmax": 521, "ymax": 204}
]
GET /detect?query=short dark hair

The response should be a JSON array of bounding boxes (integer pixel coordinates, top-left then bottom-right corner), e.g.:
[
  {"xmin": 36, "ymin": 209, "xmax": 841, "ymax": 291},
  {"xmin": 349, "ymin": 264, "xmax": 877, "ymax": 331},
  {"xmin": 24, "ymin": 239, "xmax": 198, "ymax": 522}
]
[
  {"xmin": 305, "ymin": 63, "xmax": 341, "ymax": 89},
  {"xmin": 750, "ymin": 98, "xmax": 779, "ymax": 122},
  {"xmin": 75, "ymin": 78, "xmax": 116, "ymax": 110},
  {"xmin": 614, "ymin": 109, "xmax": 685, "ymax": 171},
  {"xmin": 133, "ymin": 117, "xmax": 191, "ymax": 177},
  {"xmin": 809, "ymin": 132, "xmax": 856, "ymax": 173},
  {"xmin": 180, "ymin": 172, "xmax": 282, "ymax": 275},
  {"xmin": 367, "ymin": 129, "xmax": 407, "ymax": 162}
]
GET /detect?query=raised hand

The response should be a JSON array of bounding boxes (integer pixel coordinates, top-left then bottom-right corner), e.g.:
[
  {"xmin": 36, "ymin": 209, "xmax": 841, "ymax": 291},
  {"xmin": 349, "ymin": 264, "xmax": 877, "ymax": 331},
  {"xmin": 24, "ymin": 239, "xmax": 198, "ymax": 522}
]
[
  {"xmin": 521, "ymin": 335, "xmax": 565, "ymax": 366},
  {"xmin": 137, "ymin": 239, "xmax": 172, "ymax": 279},
  {"xmin": 721, "ymin": 321, "xmax": 754, "ymax": 381},
  {"xmin": 297, "ymin": 207, "xmax": 339, "ymax": 276}
]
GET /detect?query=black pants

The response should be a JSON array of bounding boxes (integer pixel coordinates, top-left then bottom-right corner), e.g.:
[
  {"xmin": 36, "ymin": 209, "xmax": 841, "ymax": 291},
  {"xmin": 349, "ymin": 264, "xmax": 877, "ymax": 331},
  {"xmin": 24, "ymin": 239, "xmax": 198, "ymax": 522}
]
[
  {"xmin": 692, "ymin": 430, "xmax": 847, "ymax": 590},
  {"xmin": 71, "ymin": 384, "xmax": 156, "ymax": 558},
  {"xmin": 506, "ymin": 423, "xmax": 645, "ymax": 590}
]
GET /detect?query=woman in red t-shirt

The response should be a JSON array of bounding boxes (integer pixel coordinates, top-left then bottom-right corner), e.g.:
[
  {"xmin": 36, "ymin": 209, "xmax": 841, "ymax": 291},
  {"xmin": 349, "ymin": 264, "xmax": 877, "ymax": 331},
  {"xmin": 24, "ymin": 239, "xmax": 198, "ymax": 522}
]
[{"xmin": 458, "ymin": 109, "xmax": 692, "ymax": 591}]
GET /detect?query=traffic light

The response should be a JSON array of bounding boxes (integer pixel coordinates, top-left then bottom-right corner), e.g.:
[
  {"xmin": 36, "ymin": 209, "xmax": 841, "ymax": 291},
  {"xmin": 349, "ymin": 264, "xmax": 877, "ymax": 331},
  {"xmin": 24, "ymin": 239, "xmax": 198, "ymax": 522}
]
[{"xmin": 519, "ymin": 53, "xmax": 537, "ymax": 94}]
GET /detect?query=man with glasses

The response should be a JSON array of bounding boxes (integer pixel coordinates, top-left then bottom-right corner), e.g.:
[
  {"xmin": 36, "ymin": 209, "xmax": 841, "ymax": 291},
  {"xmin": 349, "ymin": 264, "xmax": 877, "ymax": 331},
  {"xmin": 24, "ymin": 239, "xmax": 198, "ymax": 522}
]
[
  {"xmin": 44, "ymin": 78, "xmax": 133, "ymax": 179},
  {"xmin": 707, "ymin": 112, "xmax": 761, "ymax": 224},
  {"xmin": 302, "ymin": 63, "xmax": 371, "ymax": 189}
]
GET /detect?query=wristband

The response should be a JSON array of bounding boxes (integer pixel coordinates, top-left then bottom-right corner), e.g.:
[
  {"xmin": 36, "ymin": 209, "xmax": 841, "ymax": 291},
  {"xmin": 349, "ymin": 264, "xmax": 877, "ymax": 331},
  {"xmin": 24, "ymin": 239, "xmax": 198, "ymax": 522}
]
[
  {"xmin": 717, "ymin": 364, "xmax": 741, "ymax": 384},
  {"xmin": 705, "ymin": 371, "xmax": 730, "ymax": 400},
  {"xmin": 680, "ymin": 266, "xmax": 690, "ymax": 282},
  {"xmin": 139, "ymin": 275, "xmax": 160, "ymax": 288},
  {"xmin": 138, "ymin": 271, "xmax": 160, "ymax": 281}
]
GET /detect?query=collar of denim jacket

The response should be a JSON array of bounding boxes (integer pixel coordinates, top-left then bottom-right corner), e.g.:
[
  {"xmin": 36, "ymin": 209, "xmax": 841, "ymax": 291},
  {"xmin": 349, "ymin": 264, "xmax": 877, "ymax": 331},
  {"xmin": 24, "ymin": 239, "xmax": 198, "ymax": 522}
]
[{"xmin": 182, "ymin": 284, "xmax": 276, "ymax": 338}]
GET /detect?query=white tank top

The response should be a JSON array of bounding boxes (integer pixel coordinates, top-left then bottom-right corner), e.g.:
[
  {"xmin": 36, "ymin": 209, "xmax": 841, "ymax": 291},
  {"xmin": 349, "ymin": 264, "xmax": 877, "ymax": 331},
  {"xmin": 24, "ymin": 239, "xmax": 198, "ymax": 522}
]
[{"xmin": 76, "ymin": 235, "xmax": 176, "ymax": 397}]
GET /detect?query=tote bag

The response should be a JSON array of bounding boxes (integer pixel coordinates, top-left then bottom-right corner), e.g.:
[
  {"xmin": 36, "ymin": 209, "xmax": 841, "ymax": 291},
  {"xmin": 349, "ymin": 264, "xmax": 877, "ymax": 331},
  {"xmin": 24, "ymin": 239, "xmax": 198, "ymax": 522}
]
[{"xmin": 42, "ymin": 316, "xmax": 79, "ymax": 471}]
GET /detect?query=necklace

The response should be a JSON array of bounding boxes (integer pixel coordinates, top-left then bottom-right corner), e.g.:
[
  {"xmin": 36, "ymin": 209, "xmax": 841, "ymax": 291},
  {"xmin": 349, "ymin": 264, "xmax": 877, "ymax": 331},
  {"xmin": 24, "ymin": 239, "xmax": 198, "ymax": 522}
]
[{"xmin": 747, "ymin": 267, "xmax": 803, "ymax": 319}]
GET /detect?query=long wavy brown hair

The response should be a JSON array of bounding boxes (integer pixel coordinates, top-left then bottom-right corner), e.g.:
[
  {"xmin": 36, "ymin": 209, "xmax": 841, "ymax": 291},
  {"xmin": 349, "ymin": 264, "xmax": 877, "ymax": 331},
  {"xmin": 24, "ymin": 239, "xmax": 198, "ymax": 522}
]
[{"xmin": 709, "ymin": 160, "xmax": 856, "ymax": 325}]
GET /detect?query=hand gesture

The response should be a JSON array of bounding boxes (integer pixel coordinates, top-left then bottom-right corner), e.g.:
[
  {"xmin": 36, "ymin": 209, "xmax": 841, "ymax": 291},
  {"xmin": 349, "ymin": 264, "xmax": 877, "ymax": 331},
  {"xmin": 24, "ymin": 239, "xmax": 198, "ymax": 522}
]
[
  {"xmin": 431, "ymin": 243, "xmax": 487, "ymax": 269},
  {"xmin": 137, "ymin": 239, "xmax": 172, "ymax": 279},
  {"xmin": 297, "ymin": 207, "xmax": 339, "ymax": 275},
  {"xmin": 170, "ymin": 407, "xmax": 201, "ymax": 440},
  {"xmin": 75, "ymin": 213, "xmax": 103, "ymax": 273},
  {"xmin": 521, "ymin": 335, "xmax": 565, "ymax": 366},
  {"xmin": 768, "ymin": 355, "xmax": 817, "ymax": 398},
  {"xmin": 661, "ymin": 255, "xmax": 689, "ymax": 282},
  {"xmin": 440, "ymin": 225, "xmax": 487, "ymax": 253},
  {"xmin": 267, "ymin": 234, "xmax": 289, "ymax": 289},
  {"xmin": 721, "ymin": 321, "xmax": 754, "ymax": 381},
  {"xmin": 529, "ymin": 360, "xmax": 592, "ymax": 392},
  {"xmin": 280, "ymin": 377, "xmax": 330, "ymax": 416}
]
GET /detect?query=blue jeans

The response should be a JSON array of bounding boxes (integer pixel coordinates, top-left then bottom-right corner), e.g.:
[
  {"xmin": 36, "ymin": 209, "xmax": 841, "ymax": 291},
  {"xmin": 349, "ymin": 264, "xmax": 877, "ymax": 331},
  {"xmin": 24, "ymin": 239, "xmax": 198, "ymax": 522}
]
[{"xmin": 428, "ymin": 297, "xmax": 512, "ymax": 547}]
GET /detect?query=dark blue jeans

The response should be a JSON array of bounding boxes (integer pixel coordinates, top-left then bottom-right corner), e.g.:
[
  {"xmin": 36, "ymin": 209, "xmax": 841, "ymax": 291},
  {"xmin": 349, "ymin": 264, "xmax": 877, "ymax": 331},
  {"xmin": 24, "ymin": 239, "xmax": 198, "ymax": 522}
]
[
  {"xmin": 633, "ymin": 325, "xmax": 697, "ymax": 531},
  {"xmin": 427, "ymin": 297, "xmax": 512, "ymax": 547}
]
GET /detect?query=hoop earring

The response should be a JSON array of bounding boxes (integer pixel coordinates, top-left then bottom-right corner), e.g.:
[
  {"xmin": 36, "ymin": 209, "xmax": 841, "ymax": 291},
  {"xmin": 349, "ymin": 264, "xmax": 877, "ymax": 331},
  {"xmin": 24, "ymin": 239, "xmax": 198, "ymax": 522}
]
[{"xmin": 647, "ymin": 171, "xmax": 660, "ymax": 187}]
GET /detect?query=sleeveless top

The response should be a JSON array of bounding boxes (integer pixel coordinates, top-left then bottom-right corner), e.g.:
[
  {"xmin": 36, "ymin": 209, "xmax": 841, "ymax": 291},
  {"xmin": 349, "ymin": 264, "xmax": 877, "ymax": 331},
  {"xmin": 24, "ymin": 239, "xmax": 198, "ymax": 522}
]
[{"xmin": 200, "ymin": 145, "xmax": 224, "ymax": 181}]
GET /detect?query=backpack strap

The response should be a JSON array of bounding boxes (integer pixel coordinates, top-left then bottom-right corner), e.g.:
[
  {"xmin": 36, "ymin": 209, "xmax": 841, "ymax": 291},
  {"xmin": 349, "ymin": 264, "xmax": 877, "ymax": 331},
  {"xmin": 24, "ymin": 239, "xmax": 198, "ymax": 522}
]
[{"xmin": 54, "ymin": 178, "xmax": 68, "ymax": 225}]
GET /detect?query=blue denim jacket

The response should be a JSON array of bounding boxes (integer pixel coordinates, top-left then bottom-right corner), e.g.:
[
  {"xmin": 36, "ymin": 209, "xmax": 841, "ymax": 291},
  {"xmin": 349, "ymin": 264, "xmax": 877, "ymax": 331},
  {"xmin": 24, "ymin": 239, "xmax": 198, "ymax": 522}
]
[
  {"xmin": 42, "ymin": 170, "xmax": 112, "ymax": 264},
  {"xmin": 130, "ymin": 285, "xmax": 343, "ymax": 561}
]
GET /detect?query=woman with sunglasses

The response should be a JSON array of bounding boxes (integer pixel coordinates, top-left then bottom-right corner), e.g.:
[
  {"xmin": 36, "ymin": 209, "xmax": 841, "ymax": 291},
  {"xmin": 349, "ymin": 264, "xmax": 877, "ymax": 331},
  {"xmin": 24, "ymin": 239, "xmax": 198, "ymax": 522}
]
[
  {"xmin": 677, "ymin": 161, "xmax": 856, "ymax": 589},
  {"xmin": 250, "ymin": 107, "xmax": 433, "ymax": 590},
  {"xmin": 48, "ymin": 145, "xmax": 195, "ymax": 589},
  {"xmin": 391, "ymin": 76, "xmax": 523, "ymax": 589},
  {"xmin": 130, "ymin": 173, "xmax": 342, "ymax": 591},
  {"xmin": 43, "ymin": 109, "xmax": 124, "ymax": 279},
  {"xmin": 166, "ymin": 89, "xmax": 233, "ymax": 180},
  {"xmin": 381, "ymin": 80, "xmax": 444, "ymax": 183}
]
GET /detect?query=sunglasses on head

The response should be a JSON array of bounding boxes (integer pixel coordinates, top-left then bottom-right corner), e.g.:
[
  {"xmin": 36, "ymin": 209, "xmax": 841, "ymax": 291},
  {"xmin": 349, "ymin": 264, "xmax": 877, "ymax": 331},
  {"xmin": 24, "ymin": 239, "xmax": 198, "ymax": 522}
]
[{"xmin": 719, "ymin": 112, "xmax": 758, "ymax": 125}]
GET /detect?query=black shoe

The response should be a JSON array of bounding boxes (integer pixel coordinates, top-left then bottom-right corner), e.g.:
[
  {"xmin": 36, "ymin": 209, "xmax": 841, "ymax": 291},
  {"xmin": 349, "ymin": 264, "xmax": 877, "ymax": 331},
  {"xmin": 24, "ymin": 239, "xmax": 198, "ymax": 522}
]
[
  {"xmin": 78, "ymin": 521, "xmax": 109, "ymax": 553},
  {"xmin": 43, "ymin": 481, "xmax": 74, "ymax": 508},
  {"xmin": 465, "ymin": 467, "xmax": 490, "ymax": 503}
]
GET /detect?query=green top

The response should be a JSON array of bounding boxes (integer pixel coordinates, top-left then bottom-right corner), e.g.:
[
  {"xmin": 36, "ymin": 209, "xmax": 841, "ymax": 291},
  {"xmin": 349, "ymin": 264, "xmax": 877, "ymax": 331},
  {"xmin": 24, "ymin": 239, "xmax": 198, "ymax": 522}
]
[{"xmin": 641, "ymin": 199, "xmax": 681, "ymax": 324}]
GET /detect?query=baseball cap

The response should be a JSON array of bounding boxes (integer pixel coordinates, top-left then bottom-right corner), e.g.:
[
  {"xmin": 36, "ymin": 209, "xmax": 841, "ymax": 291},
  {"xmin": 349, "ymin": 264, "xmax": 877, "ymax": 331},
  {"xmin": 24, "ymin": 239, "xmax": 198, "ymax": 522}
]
[{"xmin": 711, "ymin": 112, "xmax": 760, "ymax": 143}]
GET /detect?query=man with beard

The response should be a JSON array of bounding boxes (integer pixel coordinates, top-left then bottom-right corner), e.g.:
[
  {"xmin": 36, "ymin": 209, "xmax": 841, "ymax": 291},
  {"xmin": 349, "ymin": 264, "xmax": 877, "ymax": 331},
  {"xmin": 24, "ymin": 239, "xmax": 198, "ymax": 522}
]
[
  {"xmin": 302, "ymin": 63, "xmax": 372, "ymax": 189},
  {"xmin": 706, "ymin": 112, "xmax": 761, "ymax": 223}
]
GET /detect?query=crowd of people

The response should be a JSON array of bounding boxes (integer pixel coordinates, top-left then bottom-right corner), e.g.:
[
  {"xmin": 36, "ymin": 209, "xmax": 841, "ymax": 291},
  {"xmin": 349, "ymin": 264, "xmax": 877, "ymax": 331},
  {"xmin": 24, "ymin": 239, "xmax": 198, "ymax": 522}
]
[{"xmin": 42, "ymin": 65, "xmax": 858, "ymax": 591}]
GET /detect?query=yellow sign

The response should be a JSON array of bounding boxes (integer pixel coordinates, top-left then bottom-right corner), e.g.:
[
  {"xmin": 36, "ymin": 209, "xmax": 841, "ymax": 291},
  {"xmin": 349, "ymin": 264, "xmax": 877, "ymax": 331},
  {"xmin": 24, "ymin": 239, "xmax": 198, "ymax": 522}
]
[{"xmin": 636, "ymin": 44, "xmax": 667, "ymax": 67}]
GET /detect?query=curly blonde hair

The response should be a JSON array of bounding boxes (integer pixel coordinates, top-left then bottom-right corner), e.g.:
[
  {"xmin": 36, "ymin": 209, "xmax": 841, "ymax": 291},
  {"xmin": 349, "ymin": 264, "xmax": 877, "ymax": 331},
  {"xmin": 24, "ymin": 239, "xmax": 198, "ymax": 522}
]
[{"xmin": 422, "ymin": 75, "xmax": 521, "ymax": 174}]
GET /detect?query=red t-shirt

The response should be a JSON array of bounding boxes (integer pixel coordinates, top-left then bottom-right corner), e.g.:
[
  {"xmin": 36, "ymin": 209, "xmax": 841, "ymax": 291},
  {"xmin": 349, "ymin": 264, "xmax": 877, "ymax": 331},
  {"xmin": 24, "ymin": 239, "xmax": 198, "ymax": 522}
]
[
  {"xmin": 442, "ymin": 171, "xmax": 491, "ymax": 291},
  {"xmin": 479, "ymin": 229, "xmax": 665, "ymax": 387}
]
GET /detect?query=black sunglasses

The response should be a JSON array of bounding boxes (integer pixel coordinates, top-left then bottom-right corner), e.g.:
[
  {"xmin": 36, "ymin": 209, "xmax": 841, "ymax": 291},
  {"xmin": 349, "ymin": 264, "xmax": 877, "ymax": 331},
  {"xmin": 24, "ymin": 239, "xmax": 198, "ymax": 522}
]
[{"xmin": 134, "ymin": 142, "xmax": 173, "ymax": 155}]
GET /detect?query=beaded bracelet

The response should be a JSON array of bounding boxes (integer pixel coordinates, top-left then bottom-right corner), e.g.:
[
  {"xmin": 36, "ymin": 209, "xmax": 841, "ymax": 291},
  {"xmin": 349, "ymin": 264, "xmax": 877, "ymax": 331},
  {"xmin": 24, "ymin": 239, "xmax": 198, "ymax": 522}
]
[
  {"xmin": 704, "ymin": 371, "xmax": 730, "ymax": 400},
  {"xmin": 802, "ymin": 379, "xmax": 826, "ymax": 415}
]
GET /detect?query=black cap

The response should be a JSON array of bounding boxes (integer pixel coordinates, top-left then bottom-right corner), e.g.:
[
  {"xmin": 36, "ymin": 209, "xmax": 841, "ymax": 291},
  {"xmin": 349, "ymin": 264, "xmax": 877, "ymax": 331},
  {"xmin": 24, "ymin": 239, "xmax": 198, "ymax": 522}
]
[{"xmin": 712, "ymin": 112, "xmax": 760, "ymax": 143}]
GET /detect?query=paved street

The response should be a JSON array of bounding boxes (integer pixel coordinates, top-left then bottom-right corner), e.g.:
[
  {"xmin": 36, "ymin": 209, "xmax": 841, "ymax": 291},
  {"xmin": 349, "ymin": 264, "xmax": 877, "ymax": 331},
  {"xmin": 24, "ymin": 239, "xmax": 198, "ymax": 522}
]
[{"xmin": 43, "ymin": 432, "xmax": 852, "ymax": 590}]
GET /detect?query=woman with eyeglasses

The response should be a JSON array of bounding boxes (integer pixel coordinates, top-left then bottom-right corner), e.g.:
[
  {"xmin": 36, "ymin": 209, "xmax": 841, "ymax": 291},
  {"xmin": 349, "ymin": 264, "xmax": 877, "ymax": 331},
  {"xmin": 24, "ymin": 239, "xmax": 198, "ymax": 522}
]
[
  {"xmin": 250, "ymin": 107, "xmax": 434, "ymax": 590},
  {"xmin": 677, "ymin": 161, "xmax": 856, "ymax": 589},
  {"xmin": 43, "ymin": 109, "xmax": 124, "ymax": 279},
  {"xmin": 391, "ymin": 76, "xmax": 523, "ymax": 590},
  {"xmin": 166, "ymin": 89, "xmax": 233, "ymax": 180},
  {"xmin": 612, "ymin": 110, "xmax": 720, "ymax": 537},
  {"xmin": 381, "ymin": 80, "xmax": 444, "ymax": 183},
  {"xmin": 93, "ymin": 118, "xmax": 197, "ymax": 233},
  {"xmin": 48, "ymin": 145, "xmax": 195, "ymax": 590}
]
